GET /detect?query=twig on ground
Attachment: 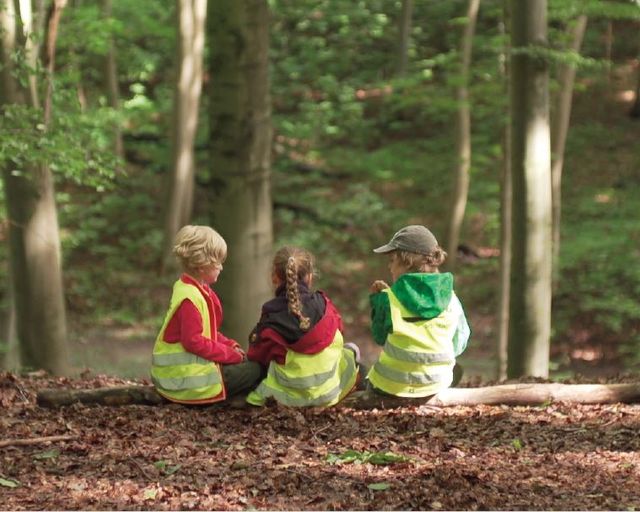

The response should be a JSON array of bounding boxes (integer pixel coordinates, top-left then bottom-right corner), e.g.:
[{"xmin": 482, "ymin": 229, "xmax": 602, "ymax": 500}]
[
  {"xmin": 131, "ymin": 458, "xmax": 155, "ymax": 480},
  {"xmin": 0, "ymin": 435, "xmax": 76, "ymax": 448}
]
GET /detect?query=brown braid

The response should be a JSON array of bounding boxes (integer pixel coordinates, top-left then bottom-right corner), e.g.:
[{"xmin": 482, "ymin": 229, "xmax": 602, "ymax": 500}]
[{"xmin": 274, "ymin": 247, "xmax": 314, "ymax": 331}]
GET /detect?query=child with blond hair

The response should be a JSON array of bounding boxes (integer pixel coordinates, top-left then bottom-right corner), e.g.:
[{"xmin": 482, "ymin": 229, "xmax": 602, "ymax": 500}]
[
  {"xmin": 246, "ymin": 246, "xmax": 361, "ymax": 407},
  {"xmin": 368, "ymin": 225, "xmax": 470, "ymax": 397},
  {"xmin": 151, "ymin": 225, "xmax": 260, "ymax": 404}
]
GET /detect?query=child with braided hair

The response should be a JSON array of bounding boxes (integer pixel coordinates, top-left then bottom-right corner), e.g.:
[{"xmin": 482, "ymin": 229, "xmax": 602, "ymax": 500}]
[{"xmin": 246, "ymin": 246, "xmax": 361, "ymax": 407}]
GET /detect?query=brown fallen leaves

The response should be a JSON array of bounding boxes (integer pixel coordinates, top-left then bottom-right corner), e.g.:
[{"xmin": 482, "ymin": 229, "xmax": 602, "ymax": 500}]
[{"xmin": 2, "ymin": 371, "xmax": 640, "ymax": 510}]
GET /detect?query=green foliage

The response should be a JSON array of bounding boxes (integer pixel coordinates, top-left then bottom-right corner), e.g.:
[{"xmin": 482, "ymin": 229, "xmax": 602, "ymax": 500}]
[
  {"xmin": 0, "ymin": 477, "xmax": 20, "ymax": 488},
  {"xmin": 326, "ymin": 450, "xmax": 412, "ymax": 465},
  {"xmin": 0, "ymin": 102, "xmax": 120, "ymax": 190}
]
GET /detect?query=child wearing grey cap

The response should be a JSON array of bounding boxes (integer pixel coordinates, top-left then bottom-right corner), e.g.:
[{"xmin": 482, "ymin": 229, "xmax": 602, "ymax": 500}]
[{"xmin": 367, "ymin": 225, "xmax": 470, "ymax": 397}]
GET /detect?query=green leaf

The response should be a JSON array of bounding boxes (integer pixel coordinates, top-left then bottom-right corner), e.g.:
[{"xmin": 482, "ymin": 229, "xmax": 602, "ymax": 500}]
[
  {"xmin": 153, "ymin": 460, "xmax": 168, "ymax": 470},
  {"xmin": 0, "ymin": 478, "xmax": 20, "ymax": 488},
  {"xmin": 512, "ymin": 439, "xmax": 523, "ymax": 451},
  {"xmin": 326, "ymin": 450, "xmax": 411, "ymax": 466},
  {"xmin": 368, "ymin": 482, "xmax": 391, "ymax": 491},
  {"xmin": 368, "ymin": 452, "xmax": 411, "ymax": 465},
  {"xmin": 164, "ymin": 464, "xmax": 181, "ymax": 476},
  {"xmin": 143, "ymin": 488, "xmax": 158, "ymax": 500},
  {"xmin": 33, "ymin": 449, "xmax": 60, "ymax": 460}
]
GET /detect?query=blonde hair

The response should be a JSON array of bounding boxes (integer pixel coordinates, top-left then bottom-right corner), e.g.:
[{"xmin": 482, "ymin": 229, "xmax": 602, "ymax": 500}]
[
  {"xmin": 273, "ymin": 246, "xmax": 314, "ymax": 331},
  {"xmin": 393, "ymin": 246, "xmax": 447, "ymax": 273},
  {"xmin": 173, "ymin": 225, "xmax": 227, "ymax": 274}
]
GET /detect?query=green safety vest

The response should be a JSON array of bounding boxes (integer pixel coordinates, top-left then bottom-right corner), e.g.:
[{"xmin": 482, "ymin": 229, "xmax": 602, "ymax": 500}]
[
  {"xmin": 367, "ymin": 288, "xmax": 457, "ymax": 397},
  {"xmin": 150, "ymin": 280, "xmax": 225, "ymax": 404},
  {"xmin": 246, "ymin": 331, "xmax": 358, "ymax": 407}
]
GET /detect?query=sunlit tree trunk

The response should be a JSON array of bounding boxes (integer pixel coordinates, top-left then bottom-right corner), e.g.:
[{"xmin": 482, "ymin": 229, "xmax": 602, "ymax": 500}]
[
  {"xmin": 497, "ymin": 0, "xmax": 511, "ymax": 381},
  {"xmin": 162, "ymin": 0, "xmax": 207, "ymax": 272},
  {"xmin": 101, "ymin": 0, "xmax": 124, "ymax": 161},
  {"xmin": 207, "ymin": 0, "xmax": 273, "ymax": 344},
  {"xmin": 446, "ymin": 0, "xmax": 480, "ymax": 271},
  {"xmin": 1, "ymin": 0, "xmax": 70, "ymax": 375},
  {"xmin": 551, "ymin": 15, "xmax": 587, "ymax": 287},
  {"xmin": 396, "ymin": 0, "xmax": 413, "ymax": 76},
  {"xmin": 507, "ymin": 0, "xmax": 552, "ymax": 378}
]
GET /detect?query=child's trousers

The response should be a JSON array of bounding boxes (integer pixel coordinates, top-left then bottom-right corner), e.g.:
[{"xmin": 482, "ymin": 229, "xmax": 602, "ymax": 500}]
[{"xmin": 221, "ymin": 360, "xmax": 262, "ymax": 397}]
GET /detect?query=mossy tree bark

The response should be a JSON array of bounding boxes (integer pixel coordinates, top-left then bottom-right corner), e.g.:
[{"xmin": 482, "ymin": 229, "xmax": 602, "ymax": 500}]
[
  {"xmin": 207, "ymin": 0, "xmax": 273, "ymax": 345},
  {"xmin": 497, "ymin": 0, "xmax": 511, "ymax": 381},
  {"xmin": 446, "ymin": 0, "xmax": 480, "ymax": 271},
  {"xmin": 396, "ymin": 0, "xmax": 413, "ymax": 77},
  {"xmin": 507, "ymin": 0, "xmax": 552, "ymax": 378},
  {"xmin": 551, "ymin": 15, "xmax": 588, "ymax": 288},
  {"xmin": 0, "ymin": 0, "xmax": 70, "ymax": 375}
]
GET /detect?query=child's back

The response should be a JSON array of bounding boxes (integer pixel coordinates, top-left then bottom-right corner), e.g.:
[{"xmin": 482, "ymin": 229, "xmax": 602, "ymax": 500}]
[
  {"xmin": 368, "ymin": 225, "xmax": 470, "ymax": 397},
  {"xmin": 246, "ymin": 246, "xmax": 360, "ymax": 406}
]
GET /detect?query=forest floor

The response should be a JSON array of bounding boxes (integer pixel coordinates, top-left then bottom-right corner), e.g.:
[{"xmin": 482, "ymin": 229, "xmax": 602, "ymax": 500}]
[{"xmin": 2, "ymin": 372, "xmax": 640, "ymax": 511}]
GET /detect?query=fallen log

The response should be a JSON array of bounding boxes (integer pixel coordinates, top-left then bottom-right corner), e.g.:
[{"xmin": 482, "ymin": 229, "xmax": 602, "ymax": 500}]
[{"xmin": 36, "ymin": 382, "xmax": 640, "ymax": 409}]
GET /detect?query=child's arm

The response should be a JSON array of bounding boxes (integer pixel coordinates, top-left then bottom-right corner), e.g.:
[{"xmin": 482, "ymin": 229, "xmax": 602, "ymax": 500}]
[
  {"xmin": 451, "ymin": 295, "xmax": 471, "ymax": 357},
  {"xmin": 167, "ymin": 300, "xmax": 243, "ymax": 364},
  {"xmin": 247, "ymin": 327, "xmax": 288, "ymax": 367},
  {"xmin": 208, "ymin": 289, "xmax": 245, "ymax": 356},
  {"xmin": 369, "ymin": 290, "xmax": 392, "ymax": 346}
]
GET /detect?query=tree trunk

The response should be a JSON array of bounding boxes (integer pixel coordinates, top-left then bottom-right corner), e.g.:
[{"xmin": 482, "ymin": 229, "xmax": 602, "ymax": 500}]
[
  {"xmin": 630, "ymin": 59, "xmax": 640, "ymax": 118},
  {"xmin": 101, "ymin": 0, "xmax": 124, "ymax": 161},
  {"xmin": 507, "ymin": 0, "xmax": 552, "ymax": 378},
  {"xmin": 396, "ymin": 0, "xmax": 413, "ymax": 77},
  {"xmin": 551, "ymin": 15, "xmax": 587, "ymax": 288},
  {"xmin": 1, "ymin": 0, "xmax": 70, "ymax": 375},
  {"xmin": 161, "ymin": 0, "xmax": 207, "ymax": 273},
  {"xmin": 207, "ymin": 0, "xmax": 273, "ymax": 345},
  {"xmin": 446, "ymin": 0, "xmax": 480, "ymax": 271},
  {"xmin": 36, "ymin": 382, "xmax": 640, "ymax": 409},
  {"xmin": 497, "ymin": 0, "xmax": 511, "ymax": 381}
]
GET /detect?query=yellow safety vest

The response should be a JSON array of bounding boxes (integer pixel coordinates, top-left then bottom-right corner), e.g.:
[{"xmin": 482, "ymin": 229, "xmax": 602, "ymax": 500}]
[
  {"xmin": 367, "ymin": 288, "xmax": 457, "ymax": 397},
  {"xmin": 150, "ymin": 280, "xmax": 225, "ymax": 404},
  {"xmin": 246, "ymin": 331, "xmax": 358, "ymax": 407}
]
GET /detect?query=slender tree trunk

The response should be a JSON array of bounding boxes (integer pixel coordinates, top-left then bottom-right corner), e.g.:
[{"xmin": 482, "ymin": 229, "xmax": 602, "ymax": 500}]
[
  {"xmin": 207, "ymin": 0, "xmax": 273, "ymax": 345},
  {"xmin": 1, "ymin": 0, "xmax": 70, "ymax": 375},
  {"xmin": 446, "ymin": 0, "xmax": 480, "ymax": 271},
  {"xmin": 630, "ymin": 52, "xmax": 640, "ymax": 118},
  {"xmin": 605, "ymin": 20, "xmax": 613, "ymax": 89},
  {"xmin": 101, "ymin": 0, "xmax": 124, "ymax": 161},
  {"xmin": 551, "ymin": 15, "xmax": 587, "ymax": 287},
  {"xmin": 507, "ymin": 0, "xmax": 552, "ymax": 378},
  {"xmin": 396, "ymin": 0, "xmax": 413, "ymax": 77},
  {"xmin": 162, "ymin": 0, "xmax": 207, "ymax": 272},
  {"xmin": 497, "ymin": 0, "xmax": 511, "ymax": 381}
]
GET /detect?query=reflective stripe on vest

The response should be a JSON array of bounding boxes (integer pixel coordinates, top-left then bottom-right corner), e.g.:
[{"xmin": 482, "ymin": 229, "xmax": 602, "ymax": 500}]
[
  {"xmin": 152, "ymin": 352, "xmax": 212, "ymax": 367},
  {"xmin": 371, "ymin": 362, "xmax": 449, "ymax": 385},
  {"xmin": 272, "ymin": 362, "xmax": 340, "ymax": 390},
  {"xmin": 246, "ymin": 332, "xmax": 358, "ymax": 407},
  {"xmin": 150, "ymin": 280, "xmax": 224, "ymax": 403},
  {"xmin": 151, "ymin": 371, "xmax": 221, "ymax": 391},
  {"xmin": 383, "ymin": 343, "xmax": 453, "ymax": 365},
  {"xmin": 367, "ymin": 288, "xmax": 457, "ymax": 398}
]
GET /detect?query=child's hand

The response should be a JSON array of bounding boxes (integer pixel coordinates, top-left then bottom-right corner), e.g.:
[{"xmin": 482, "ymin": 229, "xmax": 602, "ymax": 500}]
[
  {"xmin": 233, "ymin": 344, "xmax": 246, "ymax": 360},
  {"xmin": 370, "ymin": 280, "xmax": 390, "ymax": 293}
]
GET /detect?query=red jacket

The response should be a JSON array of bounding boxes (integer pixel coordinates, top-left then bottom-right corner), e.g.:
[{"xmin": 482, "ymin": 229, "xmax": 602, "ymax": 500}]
[
  {"xmin": 247, "ymin": 288, "xmax": 343, "ymax": 367},
  {"xmin": 163, "ymin": 274, "xmax": 244, "ymax": 364}
]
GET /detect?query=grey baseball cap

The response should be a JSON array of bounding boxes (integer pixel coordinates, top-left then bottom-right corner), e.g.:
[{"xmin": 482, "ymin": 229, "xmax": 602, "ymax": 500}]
[{"xmin": 373, "ymin": 225, "xmax": 439, "ymax": 255}]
